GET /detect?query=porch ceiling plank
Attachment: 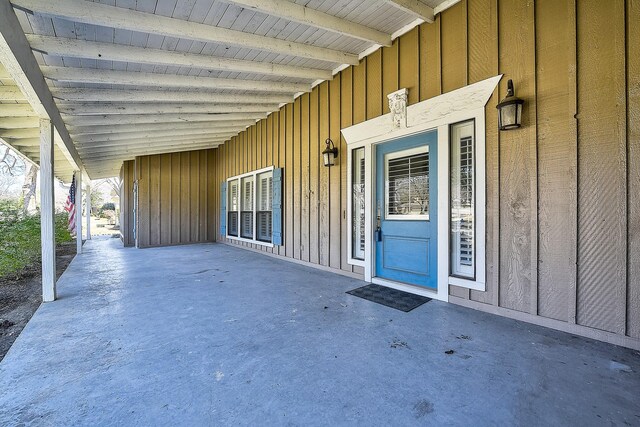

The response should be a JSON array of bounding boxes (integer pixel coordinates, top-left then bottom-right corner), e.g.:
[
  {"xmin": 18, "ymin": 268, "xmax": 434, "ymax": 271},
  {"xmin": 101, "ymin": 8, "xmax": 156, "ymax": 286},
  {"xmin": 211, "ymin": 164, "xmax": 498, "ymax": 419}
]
[
  {"xmin": 383, "ymin": 0, "xmax": 435, "ymax": 23},
  {"xmin": 26, "ymin": 35, "xmax": 332, "ymax": 81},
  {"xmin": 57, "ymin": 102, "xmax": 280, "ymax": 116},
  {"xmin": 1, "ymin": 136, "xmax": 39, "ymax": 146},
  {"xmin": 62, "ymin": 113, "xmax": 264, "ymax": 126},
  {"xmin": 11, "ymin": 0, "xmax": 360, "ymax": 65},
  {"xmin": 224, "ymin": 0, "xmax": 391, "ymax": 46},
  {"xmin": 40, "ymin": 66, "xmax": 311, "ymax": 94},
  {"xmin": 0, "ymin": 85, "xmax": 26, "ymax": 101},
  {"xmin": 0, "ymin": 104, "xmax": 36, "ymax": 116},
  {"xmin": 67, "ymin": 121, "xmax": 254, "ymax": 136},
  {"xmin": 0, "ymin": 116, "xmax": 39, "ymax": 128},
  {"xmin": 51, "ymin": 88, "xmax": 292, "ymax": 104},
  {"xmin": 0, "ymin": 0, "xmax": 81, "ymax": 170},
  {"xmin": 0, "ymin": 127, "xmax": 38, "ymax": 138},
  {"xmin": 75, "ymin": 130, "xmax": 237, "ymax": 145}
]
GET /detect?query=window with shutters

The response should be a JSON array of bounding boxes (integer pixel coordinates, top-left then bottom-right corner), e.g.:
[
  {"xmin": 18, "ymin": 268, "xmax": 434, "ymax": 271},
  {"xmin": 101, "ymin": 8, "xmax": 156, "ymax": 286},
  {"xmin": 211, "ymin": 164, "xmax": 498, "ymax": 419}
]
[
  {"xmin": 256, "ymin": 171, "xmax": 273, "ymax": 242},
  {"xmin": 450, "ymin": 120, "xmax": 475, "ymax": 279},
  {"xmin": 228, "ymin": 180, "xmax": 239, "ymax": 237},
  {"xmin": 352, "ymin": 148, "xmax": 365, "ymax": 260},
  {"xmin": 385, "ymin": 147, "xmax": 430, "ymax": 220},
  {"xmin": 240, "ymin": 176, "xmax": 254, "ymax": 239}
]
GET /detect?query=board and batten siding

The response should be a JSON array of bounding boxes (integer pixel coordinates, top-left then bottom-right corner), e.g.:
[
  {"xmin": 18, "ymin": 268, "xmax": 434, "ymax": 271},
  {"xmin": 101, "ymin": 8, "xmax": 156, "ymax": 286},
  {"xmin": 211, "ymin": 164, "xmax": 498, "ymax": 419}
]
[
  {"xmin": 117, "ymin": 0, "xmax": 638, "ymax": 348},
  {"xmin": 131, "ymin": 149, "xmax": 218, "ymax": 248}
]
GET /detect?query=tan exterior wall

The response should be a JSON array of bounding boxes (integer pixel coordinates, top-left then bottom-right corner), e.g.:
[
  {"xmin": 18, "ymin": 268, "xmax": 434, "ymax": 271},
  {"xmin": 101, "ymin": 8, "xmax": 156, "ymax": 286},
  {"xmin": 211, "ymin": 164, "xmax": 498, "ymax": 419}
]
[
  {"xmin": 120, "ymin": 160, "xmax": 135, "ymax": 247},
  {"xmin": 131, "ymin": 150, "xmax": 218, "ymax": 248},
  {"xmin": 205, "ymin": 0, "xmax": 640, "ymax": 348}
]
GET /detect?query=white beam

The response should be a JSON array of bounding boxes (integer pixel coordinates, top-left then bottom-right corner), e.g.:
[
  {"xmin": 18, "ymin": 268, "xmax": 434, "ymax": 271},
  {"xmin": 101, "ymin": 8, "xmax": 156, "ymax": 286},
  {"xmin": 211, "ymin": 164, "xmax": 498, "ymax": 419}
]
[
  {"xmin": 434, "ymin": 0, "xmax": 463, "ymax": 15},
  {"xmin": 81, "ymin": 142, "xmax": 224, "ymax": 160},
  {"xmin": 0, "ymin": 116, "xmax": 38, "ymax": 128},
  {"xmin": 78, "ymin": 137, "xmax": 230, "ymax": 154},
  {"xmin": 0, "ymin": 85, "xmax": 26, "ymax": 100},
  {"xmin": 225, "ymin": 0, "xmax": 391, "ymax": 46},
  {"xmin": 41, "ymin": 66, "xmax": 310, "ymax": 94},
  {"xmin": 75, "ymin": 170, "xmax": 82, "ymax": 254},
  {"xmin": 63, "ymin": 113, "xmax": 265, "ymax": 126},
  {"xmin": 39, "ymin": 118, "xmax": 56, "ymax": 302},
  {"xmin": 68, "ymin": 121, "xmax": 253, "ymax": 136},
  {"xmin": 13, "ymin": 0, "xmax": 359, "ymax": 65},
  {"xmin": 383, "ymin": 0, "xmax": 434, "ymax": 23},
  {"xmin": 74, "ymin": 128, "xmax": 237, "ymax": 144},
  {"xmin": 0, "ymin": 0, "xmax": 81, "ymax": 170},
  {"xmin": 26, "ymin": 35, "xmax": 332, "ymax": 81},
  {"xmin": 57, "ymin": 103, "xmax": 280, "ymax": 116},
  {"xmin": 51, "ymin": 88, "xmax": 291, "ymax": 104},
  {"xmin": 0, "ymin": 104, "xmax": 35, "ymax": 116}
]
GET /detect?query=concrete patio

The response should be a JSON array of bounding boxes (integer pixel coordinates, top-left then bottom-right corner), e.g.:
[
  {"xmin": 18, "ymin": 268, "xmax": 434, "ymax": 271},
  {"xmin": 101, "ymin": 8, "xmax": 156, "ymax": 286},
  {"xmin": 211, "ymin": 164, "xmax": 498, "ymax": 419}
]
[{"xmin": 0, "ymin": 238, "xmax": 638, "ymax": 426}]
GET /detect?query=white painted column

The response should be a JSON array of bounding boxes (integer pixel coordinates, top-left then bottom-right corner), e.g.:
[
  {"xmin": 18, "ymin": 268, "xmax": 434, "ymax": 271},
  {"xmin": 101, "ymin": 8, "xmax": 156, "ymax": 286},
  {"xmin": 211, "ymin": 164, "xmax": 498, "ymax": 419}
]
[
  {"xmin": 39, "ymin": 118, "xmax": 56, "ymax": 302},
  {"xmin": 85, "ymin": 183, "xmax": 91, "ymax": 240},
  {"xmin": 75, "ymin": 171, "xmax": 82, "ymax": 254}
]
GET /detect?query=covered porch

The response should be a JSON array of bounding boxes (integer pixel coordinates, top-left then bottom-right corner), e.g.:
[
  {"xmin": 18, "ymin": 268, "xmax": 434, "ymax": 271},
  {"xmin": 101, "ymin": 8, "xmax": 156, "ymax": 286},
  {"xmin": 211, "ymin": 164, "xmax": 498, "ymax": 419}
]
[{"xmin": 1, "ymin": 237, "xmax": 638, "ymax": 425}]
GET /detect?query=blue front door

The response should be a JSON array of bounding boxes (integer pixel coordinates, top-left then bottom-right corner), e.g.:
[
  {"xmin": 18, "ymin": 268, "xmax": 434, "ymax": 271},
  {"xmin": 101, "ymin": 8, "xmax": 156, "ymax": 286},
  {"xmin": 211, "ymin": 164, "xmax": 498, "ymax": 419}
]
[{"xmin": 375, "ymin": 131, "xmax": 437, "ymax": 289}]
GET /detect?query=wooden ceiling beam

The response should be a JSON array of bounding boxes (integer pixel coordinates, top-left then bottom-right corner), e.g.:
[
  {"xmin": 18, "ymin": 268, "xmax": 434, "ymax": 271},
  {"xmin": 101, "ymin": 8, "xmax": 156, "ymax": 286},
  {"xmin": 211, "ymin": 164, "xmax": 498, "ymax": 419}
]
[
  {"xmin": 0, "ymin": 116, "xmax": 39, "ymax": 128},
  {"xmin": 41, "ymin": 66, "xmax": 310, "ymax": 94},
  {"xmin": 0, "ymin": 85, "xmax": 26, "ymax": 101},
  {"xmin": 0, "ymin": 104, "xmax": 35, "ymax": 117},
  {"xmin": 383, "ymin": 0, "xmax": 435, "ymax": 23},
  {"xmin": 75, "ymin": 129, "xmax": 237, "ymax": 145},
  {"xmin": 57, "ymin": 102, "xmax": 280, "ymax": 116},
  {"xmin": 0, "ymin": 127, "xmax": 38, "ymax": 138},
  {"xmin": 51, "ymin": 88, "xmax": 291, "ymax": 104},
  {"xmin": 225, "ymin": 0, "xmax": 391, "ymax": 46},
  {"xmin": 62, "ymin": 113, "xmax": 264, "ymax": 127},
  {"xmin": 13, "ymin": 0, "xmax": 359, "ymax": 65},
  {"xmin": 80, "ymin": 141, "xmax": 225, "ymax": 159},
  {"xmin": 26, "ymin": 35, "xmax": 331, "ymax": 81},
  {"xmin": 68, "ymin": 121, "xmax": 254, "ymax": 136}
]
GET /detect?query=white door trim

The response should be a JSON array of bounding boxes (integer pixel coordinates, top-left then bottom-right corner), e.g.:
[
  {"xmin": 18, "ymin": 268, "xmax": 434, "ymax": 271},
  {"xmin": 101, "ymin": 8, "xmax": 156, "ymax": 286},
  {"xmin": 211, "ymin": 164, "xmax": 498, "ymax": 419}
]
[{"xmin": 341, "ymin": 75, "xmax": 502, "ymax": 302}]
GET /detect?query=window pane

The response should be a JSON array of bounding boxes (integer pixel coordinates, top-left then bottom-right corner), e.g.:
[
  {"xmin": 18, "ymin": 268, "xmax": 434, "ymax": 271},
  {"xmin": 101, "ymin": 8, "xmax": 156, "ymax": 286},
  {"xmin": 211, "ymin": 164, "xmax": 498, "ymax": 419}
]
[
  {"xmin": 450, "ymin": 121, "xmax": 475, "ymax": 278},
  {"xmin": 257, "ymin": 171, "xmax": 273, "ymax": 242},
  {"xmin": 241, "ymin": 176, "xmax": 254, "ymax": 239},
  {"xmin": 386, "ymin": 150, "xmax": 429, "ymax": 218},
  {"xmin": 228, "ymin": 180, "xmax": 239, "ymax": 236},
  {"xmin": 352, "ymin": 148, "xmax": 365, "ymax": 260}
]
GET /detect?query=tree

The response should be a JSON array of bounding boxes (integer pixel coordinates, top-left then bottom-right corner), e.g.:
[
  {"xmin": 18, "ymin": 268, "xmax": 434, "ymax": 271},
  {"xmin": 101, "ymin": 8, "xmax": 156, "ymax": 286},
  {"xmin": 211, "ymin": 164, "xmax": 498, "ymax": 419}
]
[
  {"xmin": 0, "ymin": 144, "xmax": 26, "ymax": 200},
  {"xmin": 22, "ymin": 164, "xmax": 38, "ymax": 215}
]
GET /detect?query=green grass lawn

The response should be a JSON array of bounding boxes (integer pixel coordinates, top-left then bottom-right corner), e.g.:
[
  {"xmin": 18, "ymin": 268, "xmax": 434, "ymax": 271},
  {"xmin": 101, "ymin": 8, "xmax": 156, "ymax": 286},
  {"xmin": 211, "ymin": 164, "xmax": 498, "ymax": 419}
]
[{"xmin": 0, "ymin": 200, "xmax": 73, "ymax": 279}]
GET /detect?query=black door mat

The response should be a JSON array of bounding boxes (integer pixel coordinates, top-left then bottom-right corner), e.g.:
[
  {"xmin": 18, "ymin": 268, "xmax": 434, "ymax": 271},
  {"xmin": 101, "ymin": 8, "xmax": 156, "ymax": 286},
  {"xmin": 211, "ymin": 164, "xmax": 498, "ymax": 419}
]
[{"xmin": 346, "ymin": 284, "xmax": 432, "ymax": 312}]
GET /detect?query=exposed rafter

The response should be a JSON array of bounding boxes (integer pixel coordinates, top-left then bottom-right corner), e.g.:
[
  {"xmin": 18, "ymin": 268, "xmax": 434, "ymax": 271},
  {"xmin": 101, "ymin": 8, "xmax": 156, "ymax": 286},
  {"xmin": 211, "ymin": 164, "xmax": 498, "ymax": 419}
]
[
  {"xmin": 26, "ymin": 35, "xmax": 332, "ymax": 81},
  {"xmin": 74, "ymin": 128, "xmax": 238, "ymax": 144},
  {"xmin": 0, "ymin": 84, "xmax": 26, "ymax": 100},
  {"xmin": 0, "ymin": 116, "xmax": 39, "ymax": 128},
  {"xmin": 383, "ymin": 0, "xmax": 435, "ymax": 23},
  {"xmin": 40, "ymin": 66, "xmax": 310, "ymax": 94},
  {"xmin": 225, "ymin": 0, "xmax": 391, "ymax": 46},
  {"xmin": 12, "ymin": 0, "xmax": 359, "ymax": 65},
  {"xmin": 0, "ymin": 0, "xmax": 81, "ymax": 169},
  {"xmin": 77, "ymin": 140, "xmax": 230, "ymax": 155},
  {"xmin": 62, "ymin": 113, "xmax": 265, "ymax": 127},
  {"xmin": 51, "ymin": 88, "xmax": 291, "ymax": 104},
  {"xmin": 0, "ymin": 127, "xmax": 38, "ymax": 138},
  {"xmin": 67, "ymin": 121, "xmax": 254, "ymax": 136},
  {"xmin": 56, "ymin": 103, "xmax": 280, "ymax": 116},
  {"xmin": 0, "ymin": 104, "xmax": 35, "ymax": 116},
  {"xmin": 80, "ymin": 142, "xmax": 226, "ymax": 159}
]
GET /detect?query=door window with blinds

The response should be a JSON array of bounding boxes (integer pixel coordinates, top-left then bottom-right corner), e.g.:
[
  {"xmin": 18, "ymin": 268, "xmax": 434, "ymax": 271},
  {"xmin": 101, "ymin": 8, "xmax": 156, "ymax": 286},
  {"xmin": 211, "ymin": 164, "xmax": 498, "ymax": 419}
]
[
  {"xmin": 385, "ymin": 146, "xmax": 430, "ymax": 220},
  {"xmin": 352, "ymin": 148, "xmax": 366, "ymax": 260},
  {"xmin": 226, "ymin": 167, "xmax": 276, "ymax": 245},
  {"xmin": 450, "ymin": 120, "xmax": 475, "ymax": 279}
]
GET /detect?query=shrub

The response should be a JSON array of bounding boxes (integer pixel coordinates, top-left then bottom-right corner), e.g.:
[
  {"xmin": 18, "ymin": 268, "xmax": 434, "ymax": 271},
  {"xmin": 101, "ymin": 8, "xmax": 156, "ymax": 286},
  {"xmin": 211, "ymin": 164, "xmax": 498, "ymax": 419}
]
[{"xmin": 0, "ymin": 201, "xmax": 73, "ymax": 279}]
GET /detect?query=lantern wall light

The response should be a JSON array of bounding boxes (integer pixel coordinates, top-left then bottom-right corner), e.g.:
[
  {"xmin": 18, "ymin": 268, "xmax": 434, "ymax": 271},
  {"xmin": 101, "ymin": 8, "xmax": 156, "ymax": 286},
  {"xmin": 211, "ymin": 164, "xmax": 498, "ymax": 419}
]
[
  {"xmin": 322, "ymin": 138, "xmax": 338, "ymax": 167},
  {"xmin": 496, "ymin": 79, "xmax": 524, "ymax": 131}
]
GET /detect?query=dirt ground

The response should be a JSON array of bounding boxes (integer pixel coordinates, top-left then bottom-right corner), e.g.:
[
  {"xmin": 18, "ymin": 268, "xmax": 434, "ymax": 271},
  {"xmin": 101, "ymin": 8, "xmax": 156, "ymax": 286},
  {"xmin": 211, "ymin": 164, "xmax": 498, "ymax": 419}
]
[{"xmin": 0, "ymin": 242, "xmax": 76, "ymax": 362}]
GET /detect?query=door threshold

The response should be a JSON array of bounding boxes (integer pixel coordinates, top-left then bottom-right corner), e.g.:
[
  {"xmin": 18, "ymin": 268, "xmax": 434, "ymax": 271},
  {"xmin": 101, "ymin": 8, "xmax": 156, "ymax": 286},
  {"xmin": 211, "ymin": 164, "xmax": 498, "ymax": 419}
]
[{"xmin": 371, "ymin": 277, "xmax": 444, "ymax": 301}]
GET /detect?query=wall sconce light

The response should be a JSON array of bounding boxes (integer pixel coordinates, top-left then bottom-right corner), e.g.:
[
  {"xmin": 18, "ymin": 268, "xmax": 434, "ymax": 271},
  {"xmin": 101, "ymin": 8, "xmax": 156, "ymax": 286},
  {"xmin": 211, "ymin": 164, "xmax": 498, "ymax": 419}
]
[
  {"xmin": 496, "ymin": 79, "xmax": 524, "ymax": 131},
  {"xmin": 322, "ymin": 138, "xmax": 338, "ymax": 167}
]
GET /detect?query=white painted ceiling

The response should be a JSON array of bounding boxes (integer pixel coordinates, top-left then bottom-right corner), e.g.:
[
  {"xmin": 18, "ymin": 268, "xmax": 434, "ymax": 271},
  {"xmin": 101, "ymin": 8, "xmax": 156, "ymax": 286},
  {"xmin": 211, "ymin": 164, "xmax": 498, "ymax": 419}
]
[{"xmin": 1, "ymin": 0, "xmax": 457, "ymax": 180}]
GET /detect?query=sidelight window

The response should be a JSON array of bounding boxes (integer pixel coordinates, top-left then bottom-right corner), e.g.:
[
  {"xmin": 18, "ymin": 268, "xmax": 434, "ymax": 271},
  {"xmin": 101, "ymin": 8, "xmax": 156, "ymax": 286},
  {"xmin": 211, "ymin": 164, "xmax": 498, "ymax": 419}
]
[
  {"xmin": 228, "ymin": 180, "xmax": 239, "ymax": 237},
  {"xmin": 256, "ymin": 171, "xmax": 273, "ymax": 242},
  {"xmin": 352, "ymin": 148, "xmax": 366, "ymax": 260}
]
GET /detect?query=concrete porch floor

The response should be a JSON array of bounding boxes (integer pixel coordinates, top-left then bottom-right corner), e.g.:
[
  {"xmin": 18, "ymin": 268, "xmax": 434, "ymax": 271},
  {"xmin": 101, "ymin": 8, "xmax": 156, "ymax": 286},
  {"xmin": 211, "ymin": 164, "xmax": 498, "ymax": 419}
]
[{"xmin": 0, "ymin": 238, "xmax": 638, "ymax": 426}]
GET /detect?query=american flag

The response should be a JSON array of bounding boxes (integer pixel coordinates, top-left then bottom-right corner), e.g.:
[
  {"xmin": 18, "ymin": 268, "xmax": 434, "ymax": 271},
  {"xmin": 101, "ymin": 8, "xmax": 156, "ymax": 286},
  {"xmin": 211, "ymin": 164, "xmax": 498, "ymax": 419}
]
[{"xmin": 64, "ymin": 174, "xmax": 76, "ymax": 236}]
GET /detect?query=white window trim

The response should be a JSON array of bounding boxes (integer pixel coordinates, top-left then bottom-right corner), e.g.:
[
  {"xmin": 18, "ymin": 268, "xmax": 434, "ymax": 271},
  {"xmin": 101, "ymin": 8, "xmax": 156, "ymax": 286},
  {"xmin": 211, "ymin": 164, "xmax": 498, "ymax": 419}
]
[
  {"xmin": 341, "ymin": 75, "xmax": 502, "ymax": 301},
  {"xmin": 226, "ymin": 166, "xmax": 274, "ymax": 248}
]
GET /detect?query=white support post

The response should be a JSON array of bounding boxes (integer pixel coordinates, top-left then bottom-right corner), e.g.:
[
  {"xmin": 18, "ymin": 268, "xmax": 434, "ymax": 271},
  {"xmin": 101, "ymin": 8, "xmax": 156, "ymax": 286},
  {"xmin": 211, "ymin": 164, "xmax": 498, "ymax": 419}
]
[
  {"xmin": 39, "ymin": 118, "xmax": 56, "ymax": 302},
  {"xmin": 85, "ymin": 183, "xmax": 91, "ymax": 240},
  {"xmin": 75, "ymin": 171, "xmax": 82, "ymax": 254}
]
